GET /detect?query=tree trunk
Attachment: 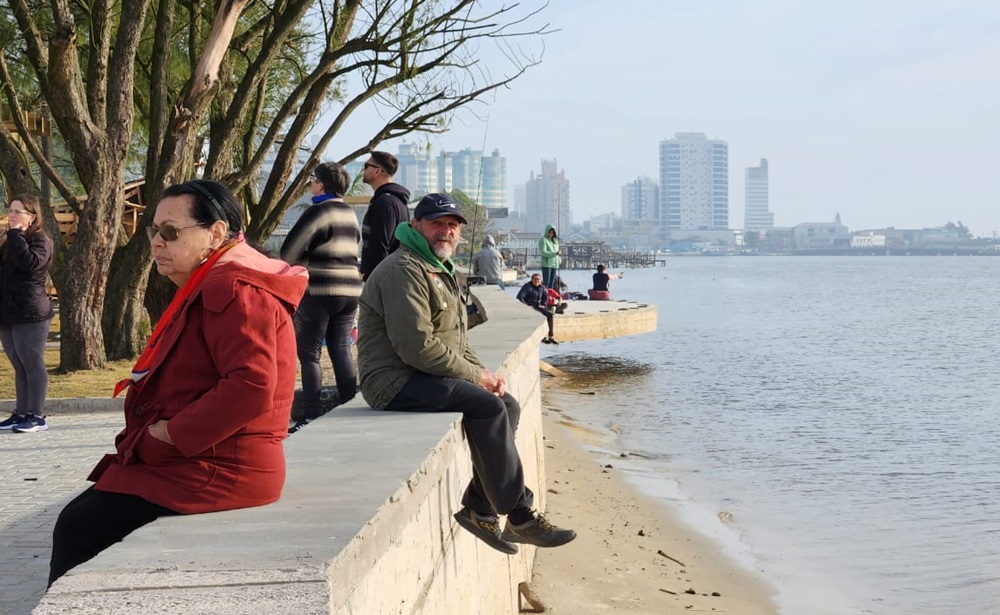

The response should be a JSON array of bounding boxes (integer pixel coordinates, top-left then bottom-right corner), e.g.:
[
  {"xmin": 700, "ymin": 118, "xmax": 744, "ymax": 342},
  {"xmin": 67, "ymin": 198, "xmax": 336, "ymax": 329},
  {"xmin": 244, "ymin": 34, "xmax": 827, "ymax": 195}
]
[
  {"xmin": 59, "ymin": 176, "xmax": 124, "ymax": 370},
  {"xmin": 102, "ymin": 240, "xmax": 154, "ymax": 360}
]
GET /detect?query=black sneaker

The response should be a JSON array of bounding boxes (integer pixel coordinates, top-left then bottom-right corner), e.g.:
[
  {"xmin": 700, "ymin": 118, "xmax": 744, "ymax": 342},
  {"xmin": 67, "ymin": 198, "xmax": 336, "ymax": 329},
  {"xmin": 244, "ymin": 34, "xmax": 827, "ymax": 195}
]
[
  {"xmin": 0, "ymin": 412, "xmax": 26, "ymax": 430},
  {"xmin": 287, "ymin": 417, "xmax": 314, "ymax": 435},
  {"xmin": 541, "ymin": 337, "xmax": 552, "ymax": 344},
  {"xmin": 12, "ymin": 413, "xmax": 48, "ymax": 433},
  {"xmin": 453, "ymin": 508, "xmax": 519, "ymax": 555},
  {"xmin": 501, "ymin": 510, "xmax": 576, "ymax": 548}
]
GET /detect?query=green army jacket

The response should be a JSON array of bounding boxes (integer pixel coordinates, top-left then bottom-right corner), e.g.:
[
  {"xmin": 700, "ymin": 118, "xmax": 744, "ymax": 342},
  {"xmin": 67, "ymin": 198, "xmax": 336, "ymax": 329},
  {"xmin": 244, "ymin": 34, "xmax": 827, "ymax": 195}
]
[{"xmin": 357, "ymin": 244, "xmax": 483, "ymax": 409}]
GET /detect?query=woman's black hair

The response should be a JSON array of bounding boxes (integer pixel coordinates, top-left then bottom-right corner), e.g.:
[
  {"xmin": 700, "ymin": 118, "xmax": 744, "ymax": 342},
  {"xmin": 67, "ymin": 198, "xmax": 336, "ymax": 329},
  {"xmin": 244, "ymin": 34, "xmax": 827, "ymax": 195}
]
[
  {"xmin": 312, "ymin": 162, "xmax": 350, "ymax": 197},
  {"xmin": 161, "ymin": 179, "xmax": 243, "ymax": 240}
]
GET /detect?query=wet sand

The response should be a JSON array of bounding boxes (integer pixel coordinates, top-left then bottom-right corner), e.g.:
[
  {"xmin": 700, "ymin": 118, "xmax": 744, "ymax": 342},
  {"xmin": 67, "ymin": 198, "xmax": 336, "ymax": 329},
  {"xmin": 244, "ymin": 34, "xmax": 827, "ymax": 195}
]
[{"xmin": 529, "ymin": 387, "xmax": 779, "ymax": 614}]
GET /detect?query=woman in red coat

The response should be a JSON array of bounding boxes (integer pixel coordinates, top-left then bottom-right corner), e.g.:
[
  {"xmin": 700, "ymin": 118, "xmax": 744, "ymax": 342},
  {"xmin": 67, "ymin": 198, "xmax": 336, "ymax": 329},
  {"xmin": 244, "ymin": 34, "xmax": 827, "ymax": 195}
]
[{"xmin": 47, "ymin": 180, "xmax": 307, "ymax": 586}]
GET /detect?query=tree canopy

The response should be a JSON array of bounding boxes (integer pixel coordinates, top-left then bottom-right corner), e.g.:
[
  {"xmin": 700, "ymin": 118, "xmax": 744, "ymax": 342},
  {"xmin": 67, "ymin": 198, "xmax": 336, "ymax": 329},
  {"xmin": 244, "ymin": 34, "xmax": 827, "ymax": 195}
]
[{"xmin": 0, "ymin": 0, "xmax": 550, "ymax": 370}]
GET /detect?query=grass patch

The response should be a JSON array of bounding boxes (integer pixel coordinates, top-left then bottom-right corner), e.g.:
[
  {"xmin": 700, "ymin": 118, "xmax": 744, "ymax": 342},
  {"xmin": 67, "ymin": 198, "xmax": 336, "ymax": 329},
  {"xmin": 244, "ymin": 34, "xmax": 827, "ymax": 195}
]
[{"xmin": 0, "ymin": 348, "xmax": 133, "ymax": 400}]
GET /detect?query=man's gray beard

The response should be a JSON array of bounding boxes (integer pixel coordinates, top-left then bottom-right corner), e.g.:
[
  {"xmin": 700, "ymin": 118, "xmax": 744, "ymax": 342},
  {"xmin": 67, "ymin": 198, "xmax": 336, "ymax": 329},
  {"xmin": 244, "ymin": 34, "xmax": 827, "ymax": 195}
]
[{"xmin": 431, "ymin": 242, "xmax": 454, "ymax": 260}]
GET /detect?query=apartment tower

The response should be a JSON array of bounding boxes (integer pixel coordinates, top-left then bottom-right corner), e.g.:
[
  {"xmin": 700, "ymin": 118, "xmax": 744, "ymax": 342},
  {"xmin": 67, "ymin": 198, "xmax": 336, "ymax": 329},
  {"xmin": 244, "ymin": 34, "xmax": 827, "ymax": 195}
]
[
  {"xmin": 744, "ymin": 158, "xmax": 774, "ymax": 231},
  {"xmin": 658, "ymin": 132, "xmax": 729, "ymax": 231}
]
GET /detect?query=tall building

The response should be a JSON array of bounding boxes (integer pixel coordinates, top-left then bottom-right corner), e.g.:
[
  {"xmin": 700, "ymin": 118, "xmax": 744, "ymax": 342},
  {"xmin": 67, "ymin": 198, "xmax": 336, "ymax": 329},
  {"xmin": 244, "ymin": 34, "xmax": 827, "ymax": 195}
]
[
  {"xmin": 525, "ymin": 159, "xmax": 570, "ymax": 234},
  {"xmin": 393, "ymin": 145, "xmax": 506, "ymax": 210},
  {"xmin": 744, "ymin": 158, "xmax": 774, "ymax": 231},
  {"xmin": 478, "ymin": 149, "xmax": 506, "ymax": 210},
  {"xmin": 622, "ymin": 176, "xmax": 659, "ymax": 222},
  {"xmin": 658, "ymin": 132, "xmax": 728, "ymax": 231},
  {"xmin": 450, "ymin": 148, "xmax": 482, "ymax": 201},
  {"xmin": 395, "ymin": 143, "xmax": 438, "ymax": 196}
]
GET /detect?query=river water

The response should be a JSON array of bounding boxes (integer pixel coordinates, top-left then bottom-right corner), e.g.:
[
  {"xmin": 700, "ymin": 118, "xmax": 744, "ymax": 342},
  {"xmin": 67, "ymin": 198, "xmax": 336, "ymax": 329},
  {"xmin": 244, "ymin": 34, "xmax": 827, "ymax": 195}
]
[{"xmin": 536, "ymin": 256, "xmax": 1000, "ymax": 615}]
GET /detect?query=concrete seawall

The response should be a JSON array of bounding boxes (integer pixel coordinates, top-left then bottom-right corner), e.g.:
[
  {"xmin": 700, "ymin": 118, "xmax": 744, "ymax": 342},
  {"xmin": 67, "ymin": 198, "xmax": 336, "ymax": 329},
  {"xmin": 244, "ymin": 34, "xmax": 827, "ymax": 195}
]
[{"xmin": 34, "ymin": 289, "xmax": 656, "ymax": 614}]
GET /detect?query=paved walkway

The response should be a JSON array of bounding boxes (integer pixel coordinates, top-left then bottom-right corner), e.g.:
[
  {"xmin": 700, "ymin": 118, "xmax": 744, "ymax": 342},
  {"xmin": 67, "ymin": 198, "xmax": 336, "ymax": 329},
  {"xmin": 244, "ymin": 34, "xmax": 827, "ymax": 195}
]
[{"xmin": 0, "ymin": 410, "xmax": 121, "ymax": 615}]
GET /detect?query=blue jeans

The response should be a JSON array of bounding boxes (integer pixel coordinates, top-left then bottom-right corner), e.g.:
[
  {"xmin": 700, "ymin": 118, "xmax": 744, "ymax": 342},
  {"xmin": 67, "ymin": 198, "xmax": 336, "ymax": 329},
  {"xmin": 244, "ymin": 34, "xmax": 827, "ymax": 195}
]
[
  {"xmin": 384, "ymin": 372, "xmax": 534, "ymax": 515},
  {"xmin": 541, "ymin": 267, "xmax": 557, "ymax": 290}
]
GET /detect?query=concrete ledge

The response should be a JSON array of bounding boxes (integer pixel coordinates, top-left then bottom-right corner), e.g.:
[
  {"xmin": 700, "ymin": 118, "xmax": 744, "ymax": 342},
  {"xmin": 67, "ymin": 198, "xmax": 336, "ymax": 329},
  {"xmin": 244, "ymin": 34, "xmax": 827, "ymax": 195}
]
[
  {"xmin": 554, "ymin": 299, "xmax": 657, "ymax": 342},
  {"xmin": 34, "ymin": 289, "xmax": 656, "ymax": 614}
]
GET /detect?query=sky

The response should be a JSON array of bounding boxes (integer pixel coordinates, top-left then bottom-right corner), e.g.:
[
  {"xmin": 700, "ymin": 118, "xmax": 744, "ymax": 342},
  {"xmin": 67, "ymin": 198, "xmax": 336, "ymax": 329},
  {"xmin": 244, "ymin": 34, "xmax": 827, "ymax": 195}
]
[{"xmin": 327, "ymin": 0, "xmax": 1000, "ymax": 237}]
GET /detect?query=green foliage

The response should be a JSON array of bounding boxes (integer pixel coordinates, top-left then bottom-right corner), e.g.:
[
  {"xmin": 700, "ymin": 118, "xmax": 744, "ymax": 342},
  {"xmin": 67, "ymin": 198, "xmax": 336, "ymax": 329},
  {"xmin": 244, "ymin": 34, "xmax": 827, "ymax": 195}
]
[{"xmin": 449, "ymin": 188, "xmax": 495, "ymax": 254}]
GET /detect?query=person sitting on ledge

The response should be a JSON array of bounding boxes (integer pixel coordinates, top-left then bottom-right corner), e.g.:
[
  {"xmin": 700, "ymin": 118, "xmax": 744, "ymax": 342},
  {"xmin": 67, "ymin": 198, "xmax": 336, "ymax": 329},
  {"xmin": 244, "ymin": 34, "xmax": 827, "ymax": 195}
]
[
  {"xmin": 47, "ymin": 180, "xmax": 308, "ymax": 587},
  {"xmin": 588, "ymin": 263, "xmax": 623, "ymax": 301},
  {"xmin": 517, "ymin": 273, "xmax": 559, "ymax": 344},
  {"xmin": 358, "ymin": 193, "xmax": 576, "ymax": 555}
]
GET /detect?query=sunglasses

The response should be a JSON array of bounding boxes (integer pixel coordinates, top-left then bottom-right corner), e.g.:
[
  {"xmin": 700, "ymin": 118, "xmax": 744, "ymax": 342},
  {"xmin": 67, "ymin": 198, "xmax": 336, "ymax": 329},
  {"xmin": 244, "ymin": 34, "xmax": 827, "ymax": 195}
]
[
  {"xmin": 363, "ymin": 162, "xmax": 381, "ymax": 171},
  {"xmin": 146, "ymin": 223, "xmax": 207, "ymax": 242}
]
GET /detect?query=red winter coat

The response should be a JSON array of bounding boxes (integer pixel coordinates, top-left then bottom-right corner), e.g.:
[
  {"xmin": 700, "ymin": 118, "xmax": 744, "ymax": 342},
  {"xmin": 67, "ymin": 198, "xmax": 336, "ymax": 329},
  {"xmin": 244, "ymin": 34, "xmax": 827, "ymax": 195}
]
[{"xmin": 90, "ymin": 243, "xmax": 308, "ymax": 514}]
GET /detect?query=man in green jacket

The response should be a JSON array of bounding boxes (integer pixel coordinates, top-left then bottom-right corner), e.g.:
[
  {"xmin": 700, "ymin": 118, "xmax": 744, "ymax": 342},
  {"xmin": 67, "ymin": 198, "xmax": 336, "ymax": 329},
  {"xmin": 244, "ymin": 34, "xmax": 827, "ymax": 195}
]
[{"xmin": 358, "ymin": 193, "xmax": 576, "ymax": 554}]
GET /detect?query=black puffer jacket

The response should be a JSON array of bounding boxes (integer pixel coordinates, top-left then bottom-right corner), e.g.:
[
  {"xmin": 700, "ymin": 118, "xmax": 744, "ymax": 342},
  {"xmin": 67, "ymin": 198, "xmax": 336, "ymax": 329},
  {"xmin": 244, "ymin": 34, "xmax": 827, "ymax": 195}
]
[
  {"xmin": 516, "ymin": 281, "xmax": 549, "ymax": 308},
  {"xmin": 0, "ymin": 229, "xmax": 54, "ymax": 323}
]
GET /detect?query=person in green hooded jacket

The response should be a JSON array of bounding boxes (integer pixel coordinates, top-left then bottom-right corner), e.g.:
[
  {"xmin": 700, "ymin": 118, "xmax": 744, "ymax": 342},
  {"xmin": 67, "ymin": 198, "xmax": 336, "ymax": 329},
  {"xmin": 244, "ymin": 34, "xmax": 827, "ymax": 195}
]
[
  {"xmin": 358, "ymin": 193, "xmax": 576, "ymax": 555},
  {"xmin": 538, "ymin": 224, "xmax": 560, "ymax": 289}
]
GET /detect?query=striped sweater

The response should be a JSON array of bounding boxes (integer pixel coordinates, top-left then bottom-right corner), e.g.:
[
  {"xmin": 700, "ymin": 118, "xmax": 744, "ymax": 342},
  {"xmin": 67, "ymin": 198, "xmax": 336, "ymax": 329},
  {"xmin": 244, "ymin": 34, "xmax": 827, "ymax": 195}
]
[{"xmin": 280, "ymin": 198, "xmax": 362, "ymax": 297}]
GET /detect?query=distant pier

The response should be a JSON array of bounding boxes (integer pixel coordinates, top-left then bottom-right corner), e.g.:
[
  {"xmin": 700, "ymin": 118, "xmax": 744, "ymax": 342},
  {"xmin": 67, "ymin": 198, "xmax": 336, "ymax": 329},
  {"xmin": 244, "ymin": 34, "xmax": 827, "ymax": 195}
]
[{"xmin": 504, "ymin": 241, "xmax": 664, "ymax": 270}]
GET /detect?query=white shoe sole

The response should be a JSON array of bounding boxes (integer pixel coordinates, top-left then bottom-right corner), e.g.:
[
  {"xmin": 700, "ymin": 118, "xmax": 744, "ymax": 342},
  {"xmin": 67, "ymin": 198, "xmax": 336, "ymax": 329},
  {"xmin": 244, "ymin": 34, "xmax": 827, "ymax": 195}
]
[{"xmin": 13, "ymin": 425, "xmax": 48, "ymax": 433}]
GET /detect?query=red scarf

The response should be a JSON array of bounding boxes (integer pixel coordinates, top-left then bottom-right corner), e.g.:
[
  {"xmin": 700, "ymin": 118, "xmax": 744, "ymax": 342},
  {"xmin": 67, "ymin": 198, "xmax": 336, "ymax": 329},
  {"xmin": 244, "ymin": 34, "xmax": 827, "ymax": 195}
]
[{"xmin": 113, "ymin": 239, "xmax": 242, "ymax": 397}]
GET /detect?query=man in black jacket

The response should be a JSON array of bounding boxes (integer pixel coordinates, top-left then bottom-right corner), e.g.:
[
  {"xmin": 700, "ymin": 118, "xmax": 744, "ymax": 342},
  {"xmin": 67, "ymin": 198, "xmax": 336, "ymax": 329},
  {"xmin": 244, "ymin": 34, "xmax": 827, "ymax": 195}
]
[
  {"xmin": 360, "ymin": 151, "xmax": 410, "ymax": 279},
  {"xmin": 516, "ymin": 273, "xmax": 558, "ymax": 344}
]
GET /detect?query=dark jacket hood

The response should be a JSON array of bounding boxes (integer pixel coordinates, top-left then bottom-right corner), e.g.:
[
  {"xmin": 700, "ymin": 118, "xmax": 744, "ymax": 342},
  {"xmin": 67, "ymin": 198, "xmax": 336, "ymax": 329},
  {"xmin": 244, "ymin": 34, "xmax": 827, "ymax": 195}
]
[{"xmin": 374, "ymin": 182, "xmax": 411, "ymax": 203}]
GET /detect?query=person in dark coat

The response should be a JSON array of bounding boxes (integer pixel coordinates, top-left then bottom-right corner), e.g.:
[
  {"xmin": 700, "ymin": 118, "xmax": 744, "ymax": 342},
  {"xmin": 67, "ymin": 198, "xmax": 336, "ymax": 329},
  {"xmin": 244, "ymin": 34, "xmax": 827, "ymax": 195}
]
[
  {"xmin": 0, "ymin": 194, "xmax": 55, "ymax": 433},
  {"xmin": 47, "ymin": 180, "xmax": 307, "ymax": 587},
  {"xmin": 359, "ymin": 151, "xmax": 410, "ymax": 279},
  {"xmin": 516, "ymin": 273, "xmax": 558, "ymax": 344}
]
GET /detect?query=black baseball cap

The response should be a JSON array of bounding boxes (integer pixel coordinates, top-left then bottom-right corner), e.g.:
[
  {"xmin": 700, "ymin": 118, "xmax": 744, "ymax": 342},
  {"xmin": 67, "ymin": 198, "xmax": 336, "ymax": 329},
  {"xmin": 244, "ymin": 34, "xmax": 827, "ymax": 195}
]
[{"xmin": 413, "ymin": 193, "xmax": 468, "ymax": 224}]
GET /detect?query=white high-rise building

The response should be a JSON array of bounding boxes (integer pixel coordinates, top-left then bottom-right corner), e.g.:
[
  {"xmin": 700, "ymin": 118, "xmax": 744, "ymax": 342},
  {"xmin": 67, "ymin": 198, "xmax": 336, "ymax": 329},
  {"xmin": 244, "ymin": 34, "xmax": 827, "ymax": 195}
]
[
  {"xmin": 479, "ymin": 149, "xmax": 506, "ymax": 210},
  {"xmin": 621, "ymin": 176, "xmax": 658, "ymax": 222},
  {"xmin": 395, "ymin": 143, "xmax": 438, "ymax": 196},
  {"xmin": 393, "ymin": 145, "xmax": 507, "ymax": 210},
  {"xmin": 659, "ymin": 132, "xmax": 729, "ymax": 231},
  {"xmin": 525, "ymin": 160, "xmax": 570, "ymax": 234},
  {"xmin": 744, "ymin": 158, "xmax": 774, "ymax": 231}
]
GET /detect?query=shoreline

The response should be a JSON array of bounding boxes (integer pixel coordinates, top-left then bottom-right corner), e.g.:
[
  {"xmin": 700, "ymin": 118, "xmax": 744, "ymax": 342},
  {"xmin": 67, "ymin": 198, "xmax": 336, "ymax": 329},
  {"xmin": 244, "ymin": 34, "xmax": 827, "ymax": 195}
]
[{"xmin": 530, "ymin": 385, "xmax": 778, "ymax": 614}]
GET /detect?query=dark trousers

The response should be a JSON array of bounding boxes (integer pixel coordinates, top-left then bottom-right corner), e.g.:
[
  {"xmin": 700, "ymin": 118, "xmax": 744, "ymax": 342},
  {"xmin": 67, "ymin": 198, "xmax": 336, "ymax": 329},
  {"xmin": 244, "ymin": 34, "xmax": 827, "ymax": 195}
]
[
  {"xmin": 49, "ymin": 487, "xmax": 177, "ymax": 586},
  {"xmin": 541, "ymin": 267, "xmax": 557, "ymax": 290},
  {"xmin": 0, "ymin": 318, "xmax": 52, "ymax": 414},
  {"xmin": 295, "ymin": 294, "xmax": 359, "ymax": 418},
  {"xmin": 531, "ymin": 306, "xmax": 555, "ymax": 337},
  {"xmin": 385, "ymin": 372, "xmax": 534, "ymax": 515}
]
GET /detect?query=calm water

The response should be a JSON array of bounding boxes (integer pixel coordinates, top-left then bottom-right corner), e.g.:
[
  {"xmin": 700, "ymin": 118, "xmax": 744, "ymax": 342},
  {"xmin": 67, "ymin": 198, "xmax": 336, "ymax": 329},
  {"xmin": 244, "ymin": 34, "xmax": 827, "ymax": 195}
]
[{"xmin": 540, "ymin": 257, "xmax": 1000, "ymax": 615}]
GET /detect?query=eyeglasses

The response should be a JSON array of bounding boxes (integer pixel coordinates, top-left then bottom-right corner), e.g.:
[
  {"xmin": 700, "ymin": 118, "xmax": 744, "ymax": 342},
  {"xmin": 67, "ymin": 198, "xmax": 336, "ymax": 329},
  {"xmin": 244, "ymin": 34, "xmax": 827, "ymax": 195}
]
[
  {"xmin": 363, "ymin": 162, "xmax": 381, "ymax": 171},
  {"xmin": 146, "ymin": 223, "xmax": 207, "ymax": 242},
  {"xmin": 7, "ymin": 209, "xmax": 33, "ymax": 217}
]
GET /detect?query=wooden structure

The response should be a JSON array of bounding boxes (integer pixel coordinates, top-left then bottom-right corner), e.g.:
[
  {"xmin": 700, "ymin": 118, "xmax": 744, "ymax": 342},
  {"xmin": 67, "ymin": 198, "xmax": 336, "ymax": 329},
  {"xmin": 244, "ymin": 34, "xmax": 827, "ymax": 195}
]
[
  {"xmin": 1, "ymin": 179, "xmax": 147, "ymax": 246},
  {"xmin": 1, "ymin": 107, "xmax": 49, "ymax": 136}
]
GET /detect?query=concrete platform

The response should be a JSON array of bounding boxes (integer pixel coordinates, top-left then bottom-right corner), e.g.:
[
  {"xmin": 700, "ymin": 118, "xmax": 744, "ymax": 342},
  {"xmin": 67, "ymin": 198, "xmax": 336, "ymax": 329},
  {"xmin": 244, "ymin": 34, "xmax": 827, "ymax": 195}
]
[{"xmin": 28, "ymin": 288, "xmax": 657, "ymax": 614}]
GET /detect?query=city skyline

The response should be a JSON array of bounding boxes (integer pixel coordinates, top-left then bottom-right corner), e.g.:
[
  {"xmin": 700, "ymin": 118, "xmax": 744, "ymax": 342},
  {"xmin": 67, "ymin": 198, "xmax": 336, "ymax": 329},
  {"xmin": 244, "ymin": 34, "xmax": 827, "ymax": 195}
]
[{"xmin": 323, "ymin": 1, "xmax": 1000, "ymax": 237}]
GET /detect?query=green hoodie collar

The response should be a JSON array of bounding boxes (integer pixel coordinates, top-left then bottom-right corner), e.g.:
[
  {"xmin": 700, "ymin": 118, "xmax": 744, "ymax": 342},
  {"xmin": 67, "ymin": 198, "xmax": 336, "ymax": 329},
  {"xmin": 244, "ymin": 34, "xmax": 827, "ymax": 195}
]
[{"xmin": 395, "ymin": 222, "xmax": 456, "ymax": 275}]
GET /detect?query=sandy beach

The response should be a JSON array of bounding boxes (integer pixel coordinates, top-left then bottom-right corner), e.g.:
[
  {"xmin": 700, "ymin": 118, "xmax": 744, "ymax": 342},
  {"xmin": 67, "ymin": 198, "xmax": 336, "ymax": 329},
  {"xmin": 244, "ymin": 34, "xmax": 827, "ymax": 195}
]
[{"xmin": 529, "ymin": 385, "xmax": 778, "ymax": 615}]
